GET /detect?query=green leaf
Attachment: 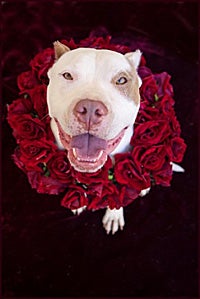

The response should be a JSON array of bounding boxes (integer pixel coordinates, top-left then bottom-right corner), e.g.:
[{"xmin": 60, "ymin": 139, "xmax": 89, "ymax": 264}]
[
  {"xmin": 42, "ymin": 163, "xmax": 50, "ymax": 177},
  {"xmin": 44, "ymin": 169, "xmax": 50, "ymax": 177},
  {"xmin": 108, "ymin": 168, "xmax": 114, "ymax": 181},
  {"xmin": 154, "ymin": 93, "xmax": 159, "ymax": 101},
  {"xmin": 30, "ymin": 111, "xmax": 39, "ymax": 118},
  {"xmin": 108, "ymin": 174, "xmax": 114, "ymax": 180}
]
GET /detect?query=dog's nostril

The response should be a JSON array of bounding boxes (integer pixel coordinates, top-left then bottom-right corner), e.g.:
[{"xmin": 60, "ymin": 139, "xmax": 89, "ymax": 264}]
[
  {"xmin": 95, "ymin": 109, "xmax": 103, "ymax": 117},
  {"xmin": 80, "ymin": 107, "xmax": 87, "ymax": 115}
]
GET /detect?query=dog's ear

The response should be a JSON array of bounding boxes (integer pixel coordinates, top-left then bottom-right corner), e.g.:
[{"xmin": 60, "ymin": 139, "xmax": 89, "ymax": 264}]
[
  {"xmin": 125, "ymin": 49, "xmax": 142, "ymax": 70},
  {"xmin": 125, "ymin": 49, "xmax": 142, "ymax": 87},
  {"xmin": 53, "ymin": 41, "xmax": 70, "ymax": 60}
]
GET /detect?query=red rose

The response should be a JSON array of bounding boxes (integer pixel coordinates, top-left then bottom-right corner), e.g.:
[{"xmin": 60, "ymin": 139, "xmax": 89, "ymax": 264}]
[
  {"xmin": 167, "ymin": 137, "xmax": 187, "ymax": 163},
  {"xmin": 154, "ymin": 72, "xmax": 174, "ymax": 98},
  {"xmin": 72, "ymin": 35, "xmax": 132, "ymax": 54},
  {"xmin": 102, "ymin": 184, "xmax": 139, "ymax": 209},
  {"xmin": 107, "ymin": 43, "xmax": 131, "ymax": 54},
  {"xmin": 114, "ymin": 154, "xmax": 151, "ymax": 191},
  {"xmin": 102, "ymin": 183, "xmax": 121, "ymax": 209},
  {"xmin": 12, "ymin": 147, "xmax": 27, "ymax": 173},
  {"xmin": 119, "ymin": 186, "xmax": 139, "ymax": 207},
  {"xmin": 138, "ymin": 66, "xmax": 153, "ymax": 79},
  {"xmin": 136, "ymin": 104, "xmax": 161, "ymax": 123},
  {"xmin": 140, "ymin": 75, "xmax": 158, "ymax": 103},
  {"xmin": 169, "ymin": 115, "xmax": 181, "ymax": 137},
  {"xmin": 132, "ymin": 145, "xmax": 167, "ymax": 171},
  {"xmin": 29, "ymin": 48, "xmax": 54, "ymax": 83},
  {"xmin": 61, "ymin": 185, "xmax": 88, "ymax": 210},
  {"xmin": 140, "ymin": 72, "xmax": 173, "ymax": 103},
  {"xmin": 6, "ymin": 35, "xmax": 187, "ymax": 210},
  {"xmin": 27, "ymin": 171, "xmax": 67, "ymax": 195},
  {"xmin": 17, "ymin": 70, "xmax": 39, "ymax": 92},
  {"xmin": 79, "ymin": 35, "xmax": 111, "ymax": 49},
  {"xmin": 87, "ymin": 182, "xmax": 122, "ymax": 210},
  {"xmin": 139, "ymin": 55, "xmax": 146, "ymax": 67},
  {"xmin": 19, "ymin": 139, "xmax": 57, "ymax": 171},
  {"xmin": 7, "ymin": 97, "xmax": 33, "ymax": 115},
  {"xmin": 131, "ymin": 120, "xmax": 170, "ymax": 147},
  {"xmin": 136, "ymin": 94, "xmax": 175, "ymax": 125},
  {"xmin": 86, "ymin": 181, "xmax": 120, "ymax": 210},
  {"xmin": 7, "ymin": 114, "xmax": 46, "ymax": 141},
  {"xmin": 87, "ymin": 184, "xmax": 109, "ymax": 210},
  {"xmin": 47, "ymin": 151, "xmax": 72, "ymax": 183},
  {"xmin": 157, "ymin": 94, "xmax": 175, "ymax": 117},
  {"xmin": 26, "ymin": 84, "xmax": 48, "ymax": 118},
  {"xmin": 152, "ymin": 162, "xmax": 173, "ymax": 187},
  {"xmin": 72, "ymin": 157, "xmax": 112, "ymax": 185},
  {"xmin": 44, "ymin": 116, "xmax": 56, "ymax": 142},
  {"xmin": 87, "ymin": 182, "xmax": 104, "ymax": 198},
  {"xmin": 61, "ymin": 38, "xmax": 79, "ymax": 50}
]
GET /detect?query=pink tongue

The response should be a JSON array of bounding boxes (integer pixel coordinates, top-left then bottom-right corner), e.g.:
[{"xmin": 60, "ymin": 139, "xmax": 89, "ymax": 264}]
[{"xmin": 71, "ymin": 133, "xmax": 107, "ymax": 159}]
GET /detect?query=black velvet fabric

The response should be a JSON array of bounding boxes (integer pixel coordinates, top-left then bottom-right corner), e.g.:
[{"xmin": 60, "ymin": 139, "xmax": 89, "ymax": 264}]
[{"xmin": 2, "ymin": 1, "xmax": 198, "ymax": 298}]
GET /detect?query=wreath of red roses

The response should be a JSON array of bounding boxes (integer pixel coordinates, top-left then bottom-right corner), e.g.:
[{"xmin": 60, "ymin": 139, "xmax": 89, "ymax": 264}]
[{"xmin": 7, "ymin": 35, "xmax": 186, "ymax": 211}]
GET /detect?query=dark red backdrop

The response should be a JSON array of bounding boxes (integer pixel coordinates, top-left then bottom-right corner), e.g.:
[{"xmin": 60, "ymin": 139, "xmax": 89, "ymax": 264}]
[{"xmin": 2, "ymin": 1, "xmax": 198, "ymax": 298}]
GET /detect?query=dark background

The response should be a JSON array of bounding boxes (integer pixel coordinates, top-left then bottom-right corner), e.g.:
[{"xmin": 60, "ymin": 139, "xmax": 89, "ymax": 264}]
[{"xmin": 2, "ymin": 0, "xmax": 199, "ymax": 298}]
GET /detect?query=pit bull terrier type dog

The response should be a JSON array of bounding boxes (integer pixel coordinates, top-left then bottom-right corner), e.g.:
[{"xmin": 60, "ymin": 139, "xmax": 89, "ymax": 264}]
[{"xmin": 47, "ymin": 41, "xmax": 147, "ymax": 234}]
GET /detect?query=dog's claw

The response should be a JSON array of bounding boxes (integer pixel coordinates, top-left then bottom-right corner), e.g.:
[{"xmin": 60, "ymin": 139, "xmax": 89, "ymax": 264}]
[
  {"xmin": 105, "ymin": 220, "xmax": 112, "ymax": 235},
  {"xmin": 72, "ymin": 206, "xmax": 87, "ymax": 215},
  {"xmin": 102, "ymin": 207, "xmax": 125, "ymax": 235}
]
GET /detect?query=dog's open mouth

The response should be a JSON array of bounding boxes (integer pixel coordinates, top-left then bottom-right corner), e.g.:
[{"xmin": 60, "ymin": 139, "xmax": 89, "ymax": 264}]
[{"xmin": 55, "ymin": 118, "xmax": 126, "ymax": 173}]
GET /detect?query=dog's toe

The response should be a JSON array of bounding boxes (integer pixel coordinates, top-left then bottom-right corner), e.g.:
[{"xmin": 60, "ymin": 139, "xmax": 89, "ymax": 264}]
[
  {"xmin": 139, "ymin": 187, "xmax": 151, "ymax": 197},
  {"xmin": 103, "ymin": 218, "xmax": 112, "ymax": 234},
  {"xmin": 112, "ymin": 218, "xmax": 120, "ymax": 235},
  {"xmin": 72, "ymin": 206, "xmax": 87, "ymax": 215}
]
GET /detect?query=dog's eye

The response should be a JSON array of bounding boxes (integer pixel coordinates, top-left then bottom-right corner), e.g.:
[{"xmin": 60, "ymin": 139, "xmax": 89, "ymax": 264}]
[
  {"xmin": 63, "ymin": 72, "xmax": 73, "ymax": 80},
  {"xmin": 116, "ymin": 76, "xmax": 128, "ymax": 85}
]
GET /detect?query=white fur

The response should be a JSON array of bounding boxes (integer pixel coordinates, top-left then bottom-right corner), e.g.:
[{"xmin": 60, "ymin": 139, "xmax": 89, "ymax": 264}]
[
  {"xmin": 47, "ymin": 46, "xmax": 142, "ymax": 234},
  {"xmin": 102, "ymin": 207, "xmax": 125, "ymax": 235},
  {"xmin": 171, "ymin": 162, "xmax": 185, "ymax": 172},
  {"xmin": 139, "ymin": 187, "xmax": 151, "ymax": 197},
  {"xmin": 47, "ymin": 48, "xmax": 141, "ymax": 140},
  {"xmin": 72, "ymin": 206, "xmax": 87, "ymax": 215}
]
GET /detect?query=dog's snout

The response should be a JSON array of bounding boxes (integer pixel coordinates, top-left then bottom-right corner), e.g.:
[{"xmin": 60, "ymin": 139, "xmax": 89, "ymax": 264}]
[{"xmin": 73, "ymin": 99, "xmax": 108, "ymax": 128}]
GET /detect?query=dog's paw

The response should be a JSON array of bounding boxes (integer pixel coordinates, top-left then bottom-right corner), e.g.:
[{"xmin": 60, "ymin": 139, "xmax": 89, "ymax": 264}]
[
  {"xmin": 102, "ymin": 207, "xmax": 125, "ymax": 235},
  {"xmin": 71, "ymin": 206, "xmax": 87, "ymax": 215},
  {"xmin": 139, "ymin": 187, "xmax": 151, "ymax": 197},
  {"xmin": 171, "ymin": 162, "xmax": 185, "ymax": 172}
]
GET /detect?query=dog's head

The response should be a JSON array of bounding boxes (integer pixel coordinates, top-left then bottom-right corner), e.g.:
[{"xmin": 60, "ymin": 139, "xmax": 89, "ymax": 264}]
[{"xmin": 47, "ymin": 41, "xmax": 142, "ymax": 173}]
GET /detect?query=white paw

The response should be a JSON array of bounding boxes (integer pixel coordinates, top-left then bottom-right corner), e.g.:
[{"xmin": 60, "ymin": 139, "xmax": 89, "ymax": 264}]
[
  {"xmin": 102, "ymin": 207, "xmax": 125, "ymax": 235},
  {"xmin": 72, "ymin": 205, "xmax": 87, "ymax": 215},
  {"xmin": 139, "ymin": 187, "xmax": 151, "ymax": 197},
  {"xmin": 171, "ymin": 162, "xmax": 185, "ymax": 172}
]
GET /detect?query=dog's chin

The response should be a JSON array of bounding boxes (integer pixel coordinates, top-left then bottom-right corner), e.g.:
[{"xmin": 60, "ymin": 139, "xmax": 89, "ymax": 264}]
[{"xmin": 54, "ymin": 118, "xmax": 127, "ymax": 173}]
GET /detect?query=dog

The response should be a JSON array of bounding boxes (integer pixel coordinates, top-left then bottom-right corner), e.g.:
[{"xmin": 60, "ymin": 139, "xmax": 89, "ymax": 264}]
[{"xmin": 47, "ymin": 41, "xmax": 149, "ymax": 234}]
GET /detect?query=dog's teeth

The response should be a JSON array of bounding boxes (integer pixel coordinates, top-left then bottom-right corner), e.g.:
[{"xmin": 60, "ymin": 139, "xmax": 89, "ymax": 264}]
[
  {"xmin": 97, "ymin": 150, "xmax": 104, "ymax": 160},
  {"xmin": 72, "ymin": 148, "xmax": 77, "ymax": 158},
  {"xmin": 72, "ymin": 149, "xmax": 104, "ymax": 163}
]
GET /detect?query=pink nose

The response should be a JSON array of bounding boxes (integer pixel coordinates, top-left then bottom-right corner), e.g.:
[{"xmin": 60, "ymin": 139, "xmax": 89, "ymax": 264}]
[{"xmin": 73, "ymin": 99, "xmax": 108, "ymax": 129}]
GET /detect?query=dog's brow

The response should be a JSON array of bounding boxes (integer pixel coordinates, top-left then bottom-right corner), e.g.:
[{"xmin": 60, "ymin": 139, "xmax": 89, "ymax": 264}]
[{"xmin": 112, "ymin": 69, "xmax": 135, "ymax": 79}]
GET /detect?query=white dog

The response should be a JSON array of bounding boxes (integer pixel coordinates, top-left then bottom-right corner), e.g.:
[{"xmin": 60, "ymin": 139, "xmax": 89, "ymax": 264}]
[{"xmin": 47, "ymin": 41, "xmax": 148, "ymax": 234}]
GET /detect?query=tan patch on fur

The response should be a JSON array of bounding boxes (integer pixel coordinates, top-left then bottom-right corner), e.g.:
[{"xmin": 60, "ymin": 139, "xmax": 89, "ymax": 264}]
[{"xmin": 112, "ymin": 70, "xmax": 140, "ymax": 105}]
